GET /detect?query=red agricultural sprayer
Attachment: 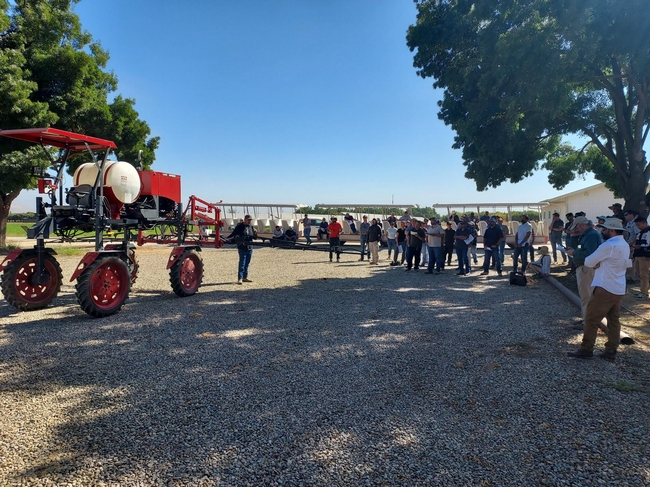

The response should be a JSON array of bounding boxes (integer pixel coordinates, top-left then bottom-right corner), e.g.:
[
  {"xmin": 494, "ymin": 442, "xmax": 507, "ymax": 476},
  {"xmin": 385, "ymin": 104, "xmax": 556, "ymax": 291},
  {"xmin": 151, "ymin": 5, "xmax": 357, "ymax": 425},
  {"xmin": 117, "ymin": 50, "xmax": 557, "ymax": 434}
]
[{"xmin": 0, "ymin": 128, "xmax": 226, "ymax": 317}]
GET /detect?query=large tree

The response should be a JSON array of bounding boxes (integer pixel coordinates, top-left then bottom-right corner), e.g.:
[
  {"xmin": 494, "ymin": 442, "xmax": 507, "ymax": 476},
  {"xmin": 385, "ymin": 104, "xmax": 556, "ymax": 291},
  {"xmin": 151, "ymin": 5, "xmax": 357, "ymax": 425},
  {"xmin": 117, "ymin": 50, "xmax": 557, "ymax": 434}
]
[
  {"xmin": 0, "ymin": 0, "xmax": 159, "ymax": 247},
  {"xmin": 407, "ymin": 0, "xmax": 650, "ymax": 214}
]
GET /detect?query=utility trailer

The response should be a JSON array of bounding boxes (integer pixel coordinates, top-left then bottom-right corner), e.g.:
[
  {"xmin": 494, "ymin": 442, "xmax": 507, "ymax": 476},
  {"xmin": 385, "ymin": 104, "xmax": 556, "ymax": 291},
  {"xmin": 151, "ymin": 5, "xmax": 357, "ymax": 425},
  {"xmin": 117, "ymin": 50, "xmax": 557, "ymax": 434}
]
[{"xmin": 0, "ymin": 128, "xmax": 223, "ymax": 317}]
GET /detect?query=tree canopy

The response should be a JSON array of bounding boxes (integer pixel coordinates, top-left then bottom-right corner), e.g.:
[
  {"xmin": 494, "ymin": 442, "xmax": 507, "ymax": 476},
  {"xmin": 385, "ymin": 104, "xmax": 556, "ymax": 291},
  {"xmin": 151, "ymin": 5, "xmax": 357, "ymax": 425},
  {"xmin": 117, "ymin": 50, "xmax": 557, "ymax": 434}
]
[
  {"xmin": 0, "ymin": 0, "xmax": 159, "ymax": 246},
  {"xmin": 407, "ymin": 0, "xmax": 650, "ymax": 213}
]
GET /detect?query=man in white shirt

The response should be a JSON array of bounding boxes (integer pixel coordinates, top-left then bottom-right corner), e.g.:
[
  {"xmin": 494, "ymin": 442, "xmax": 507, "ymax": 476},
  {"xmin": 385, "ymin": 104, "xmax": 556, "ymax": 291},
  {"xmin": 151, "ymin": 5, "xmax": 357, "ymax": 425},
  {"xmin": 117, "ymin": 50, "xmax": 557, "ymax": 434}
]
[
  {"xmin": 513, "ymin": 215, "xmax": 532, "ymax": 273},
  {"xmin": 568, "ymin": 218, "xmax": 632, "ymax": 361},
  {"xmin": 425, "ymin": 219, "xmax": 445, "ymax": 274}
]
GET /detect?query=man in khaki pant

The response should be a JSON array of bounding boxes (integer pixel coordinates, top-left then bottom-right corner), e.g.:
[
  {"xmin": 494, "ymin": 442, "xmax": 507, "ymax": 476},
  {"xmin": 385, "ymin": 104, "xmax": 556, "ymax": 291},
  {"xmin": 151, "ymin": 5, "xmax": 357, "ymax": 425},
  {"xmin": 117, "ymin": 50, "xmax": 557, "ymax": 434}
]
[
  {"xmin": 633, "ymin": 217, "xmax": 650, "ymax": 299},
  {"xmin": 568, "ymin": 218, "xmax": 632, "ymax": 361},
  {"xmin": 566, "ymin": 217, "xmax": 602, "ymax": 321}
]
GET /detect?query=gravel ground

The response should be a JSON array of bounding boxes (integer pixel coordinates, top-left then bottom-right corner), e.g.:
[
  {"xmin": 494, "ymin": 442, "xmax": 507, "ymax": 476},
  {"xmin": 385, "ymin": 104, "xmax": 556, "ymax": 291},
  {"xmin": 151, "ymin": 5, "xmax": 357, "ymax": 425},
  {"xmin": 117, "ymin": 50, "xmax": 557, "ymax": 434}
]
[{"xmin": 1, "ymin": 244, "xmax": 649, "ymax": 486}]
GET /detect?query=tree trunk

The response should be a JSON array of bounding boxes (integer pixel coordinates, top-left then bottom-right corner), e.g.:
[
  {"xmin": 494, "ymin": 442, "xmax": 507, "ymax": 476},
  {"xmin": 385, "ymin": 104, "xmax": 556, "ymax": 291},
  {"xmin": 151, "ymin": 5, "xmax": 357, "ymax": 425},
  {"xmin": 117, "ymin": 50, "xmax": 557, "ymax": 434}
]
[
  {"xmin": 0, "ymin": 205, "xmax": 9, "ymax": 249},
  {"xmin": 0, "ymin": 189, "xmax": 22, "ymax": 249},
  {"xmin": 623, "ymin": 174, "xmax": 649, "ymax": 217}
]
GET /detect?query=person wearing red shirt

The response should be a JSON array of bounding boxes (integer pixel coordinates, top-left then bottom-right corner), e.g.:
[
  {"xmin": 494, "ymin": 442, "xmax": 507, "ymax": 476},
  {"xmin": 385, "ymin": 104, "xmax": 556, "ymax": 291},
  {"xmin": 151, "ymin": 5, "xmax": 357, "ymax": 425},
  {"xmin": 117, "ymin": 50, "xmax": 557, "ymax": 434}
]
[{"xmin": 328, "ymin": 217, "xmax": 343, "ymax": 262}]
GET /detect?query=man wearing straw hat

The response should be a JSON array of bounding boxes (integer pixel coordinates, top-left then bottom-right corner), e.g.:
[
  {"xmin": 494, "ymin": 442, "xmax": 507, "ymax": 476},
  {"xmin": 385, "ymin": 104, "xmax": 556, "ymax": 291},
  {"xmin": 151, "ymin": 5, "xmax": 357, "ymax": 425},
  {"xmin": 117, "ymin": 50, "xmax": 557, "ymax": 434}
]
[
  {"xmin": 527, "ymin": 246, "xmax": 551, "ymax": 276},
  {"xmin": 568, "ymin": 218, "xmax": 632, "ymax": 361}
]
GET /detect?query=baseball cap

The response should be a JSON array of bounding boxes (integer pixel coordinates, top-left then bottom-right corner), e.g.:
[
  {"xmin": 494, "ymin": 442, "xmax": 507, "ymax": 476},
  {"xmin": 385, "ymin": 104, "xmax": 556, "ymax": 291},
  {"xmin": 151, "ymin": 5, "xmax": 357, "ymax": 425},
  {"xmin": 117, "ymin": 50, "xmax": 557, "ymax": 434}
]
[
  {"xmin": 608, "ymin": 203, "xmax": 622, "ymax": 209},
  {"xmin": 569, "ymin": 216, "xmax": 591, "ymax": 229}
]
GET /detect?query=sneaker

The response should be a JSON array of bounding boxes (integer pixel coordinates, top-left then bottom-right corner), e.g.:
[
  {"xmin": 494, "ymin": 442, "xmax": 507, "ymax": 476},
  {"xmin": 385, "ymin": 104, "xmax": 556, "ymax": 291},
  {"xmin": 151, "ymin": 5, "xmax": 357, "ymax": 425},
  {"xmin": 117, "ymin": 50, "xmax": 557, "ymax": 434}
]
[
  {"xmin": 497, "ymin": 271, "xmax": 502, "ymax": 276},
  {"xmin": 242, "ymin": 278, "xmax": 252, "ymax": 283},
  {"xmin": 479, "ymin": 271, "xmax": 489, "ymax": 275},
  {"xmin": 237, "ymin": 279, "xmax": 243, "ymax": 285},
  {"xmin": 358, "ymin": 258, "xmax": 364, "ymax": 261},
  {"xmin": 599, "ymin": 351, "xmax": 616, "ymax": 362},
  {"xmin": 414, "ymin": 268, "xmax": 419, "ymax": 272},
  {"xmin": 405, "ymin": 268, "xmax": 411, "ymax": 272},
  {"xmin": 636, "ymin": 292, "xmax": 647, "ymax": 299},
  {"xmin": 567, "ymin": 350, "xmax": 593, "ymax": 359}
]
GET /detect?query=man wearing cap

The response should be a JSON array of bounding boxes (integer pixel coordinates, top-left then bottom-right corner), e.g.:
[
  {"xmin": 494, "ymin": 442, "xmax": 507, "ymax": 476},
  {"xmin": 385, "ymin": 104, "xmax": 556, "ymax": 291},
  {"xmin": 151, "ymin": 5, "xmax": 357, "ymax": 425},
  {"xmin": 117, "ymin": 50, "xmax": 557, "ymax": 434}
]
[
  {"xmin": 609, "ymin": 203, "xmax": 625, "ymax": 222},
  {"xmin": 548, "ymin": 212, "xmax": 567, "ymax": 264},
  {"xmin": 480, "ymin": 218, "xmax": 504, "ymax": 276},
  {"xmin": 568, "ymin": 218, "xmax": 632, "ymax": 361},
  {"xmin": 480, "ymin": 211, "xmax": 491, "ymax": 222},
  {"xmin": 527, "ymin": 246, "xmax": 551, "ymax": 276},
  {"xmin": 228, "ymin": 215, "xmax": 257, "ymax": 284},
  {"xmin": 567, "ymin": 216, "xmax": 602, "ymax": 321}
]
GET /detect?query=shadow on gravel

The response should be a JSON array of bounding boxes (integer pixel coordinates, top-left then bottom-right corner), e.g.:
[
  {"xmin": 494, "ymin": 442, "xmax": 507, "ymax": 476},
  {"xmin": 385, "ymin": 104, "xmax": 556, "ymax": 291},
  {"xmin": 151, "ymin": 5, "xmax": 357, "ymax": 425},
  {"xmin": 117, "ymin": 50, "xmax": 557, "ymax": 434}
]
[{"xmin": 1, "ymin": 266, "xmax": 649, "ymax": 485}]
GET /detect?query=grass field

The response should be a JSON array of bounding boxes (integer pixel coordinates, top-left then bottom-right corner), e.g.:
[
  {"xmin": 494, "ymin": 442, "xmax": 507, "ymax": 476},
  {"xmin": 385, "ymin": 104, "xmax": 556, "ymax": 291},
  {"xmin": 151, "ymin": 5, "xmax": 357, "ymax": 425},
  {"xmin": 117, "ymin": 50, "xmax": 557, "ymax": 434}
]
[{"xmin": 6, "ymin": 222, "xmax": 32, "ymax": 237}]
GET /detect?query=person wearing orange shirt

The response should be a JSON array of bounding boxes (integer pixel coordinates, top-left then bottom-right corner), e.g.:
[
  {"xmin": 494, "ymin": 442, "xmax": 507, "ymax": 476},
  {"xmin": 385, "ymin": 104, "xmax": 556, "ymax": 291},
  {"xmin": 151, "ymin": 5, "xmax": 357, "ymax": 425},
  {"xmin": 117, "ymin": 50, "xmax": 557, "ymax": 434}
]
[{"xmin": 328, "ymin": 217, "xmax": 343, "ymax": 262}]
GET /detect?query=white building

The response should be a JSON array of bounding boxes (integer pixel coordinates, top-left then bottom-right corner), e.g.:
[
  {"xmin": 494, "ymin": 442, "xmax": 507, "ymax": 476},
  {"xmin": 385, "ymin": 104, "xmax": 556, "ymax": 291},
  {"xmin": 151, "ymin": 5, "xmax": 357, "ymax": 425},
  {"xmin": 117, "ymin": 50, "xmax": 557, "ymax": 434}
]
[{"xmin": 540, "ymin": 182, "xmax": 624, "ymax": 221}]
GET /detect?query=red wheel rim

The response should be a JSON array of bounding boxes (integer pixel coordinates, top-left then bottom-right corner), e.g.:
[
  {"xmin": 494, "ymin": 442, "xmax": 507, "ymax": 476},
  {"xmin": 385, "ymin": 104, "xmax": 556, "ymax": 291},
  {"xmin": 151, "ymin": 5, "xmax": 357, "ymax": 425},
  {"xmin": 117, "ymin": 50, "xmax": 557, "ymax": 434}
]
[
  {"xmin": 12, "ymin": 257, "xmax": 59, "ymax": 305},
  {"xmin": 179, "ymin": 253, "xmax": 201, "ymax": 293},
  {"xmin": 89, "ymin": 260, "xmax": 129, "ymax": 311}
]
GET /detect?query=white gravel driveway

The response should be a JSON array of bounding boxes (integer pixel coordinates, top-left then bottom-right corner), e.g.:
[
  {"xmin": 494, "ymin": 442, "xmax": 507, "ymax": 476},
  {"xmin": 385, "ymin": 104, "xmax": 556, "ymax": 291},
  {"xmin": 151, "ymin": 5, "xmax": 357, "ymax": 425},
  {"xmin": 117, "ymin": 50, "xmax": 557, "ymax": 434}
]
[{"xmin": 1, "ymin": 245, "xmax": 649, "ymax": 486}]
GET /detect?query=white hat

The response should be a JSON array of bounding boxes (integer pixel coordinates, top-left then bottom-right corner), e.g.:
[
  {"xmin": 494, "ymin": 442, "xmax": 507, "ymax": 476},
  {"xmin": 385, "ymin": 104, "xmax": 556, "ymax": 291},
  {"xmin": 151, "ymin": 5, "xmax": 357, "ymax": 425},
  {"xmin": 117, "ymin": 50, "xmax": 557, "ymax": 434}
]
[{"xmin": 598, "ymin": 218, "xmax": 624, "ymax": 230}]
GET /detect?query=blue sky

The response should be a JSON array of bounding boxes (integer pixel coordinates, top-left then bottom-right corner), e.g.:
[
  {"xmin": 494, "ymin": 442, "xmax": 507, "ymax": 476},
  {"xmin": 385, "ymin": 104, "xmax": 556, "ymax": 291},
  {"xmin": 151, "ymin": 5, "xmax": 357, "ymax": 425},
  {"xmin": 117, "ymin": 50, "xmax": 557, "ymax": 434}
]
[{"xmin": 12, "ymin": 0, "xmax": 599, "ymax": 212}]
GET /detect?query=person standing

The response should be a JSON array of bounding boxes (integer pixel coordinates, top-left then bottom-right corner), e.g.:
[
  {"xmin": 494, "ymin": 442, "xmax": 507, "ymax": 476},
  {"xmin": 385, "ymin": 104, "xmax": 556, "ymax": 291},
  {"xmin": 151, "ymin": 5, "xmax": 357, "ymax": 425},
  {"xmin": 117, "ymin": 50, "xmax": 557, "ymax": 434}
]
[
  {"xmin": 358, "ymin": 215, "xmax": 371, "ymax": 261},
  {"xmin": 567, "ymin": 216, "xmax": 603, "ymax": 321},
  {"xmin": 497, "ymin": 217, "xmax": 509, "ymax": 265},
  {"xmin": 548, "ymin": 212, "xmax": 567, "ymax": 263},
  {"xmin": 302, "ymin": 214, "xmax": 312, "ymax": 244},
  {"xmin": 633, "ymin": 217, "xmax": 650, "ymax": 299},
  {"xmin": 425, "ymin": 219, "xmax": 445, "ymax": 274},
  {"xmin": 480, "ymin": 218, "xmax": 504, "ymax": 276},
  {"xmin": 608, "ymin": 203, "xmax": 625, "ymax": 222},
  {"xmin": 367, "ymin": 218, "xmax": 382, "ymax": 265},
  {"xmin": 420, "ymin": 218, "xmax": 430, "ymax": 267},
  {"xmin": 387, "ymin": 213, "xmax": 397, "ymax": 225},
  {"xmin": 228, "ymin": 214, "xmax": 257, "ymax": 285},
  {"xmin": 513, "ymin": 215, "xmax": 532, "ymax": 273},
  {"xmin": 568, "ymin": 218, "xmax": 632, "ymax": 361},
  {"xmin": 444, "ymin": 221, "xmax": 455, "ymax": 268},
  {"xmin": 328, "ymin": 217, "xmax": 343, "ymax": 262},
  {"xmin": 454, "ymin": 220, "xmax": 472, "ymax": 275},
  {"xmin": 392, "ymin": 221, "xmax": 407, "ymax": 266},
  {"xmin": 400, "ymin": 211, "xmax": 412, "ymax": 223},
  {"xmin": 385, "ymin": 220, "xmax": 398, "ymax": 261},
  {"xmin": 405, "ymin": 220, "xmax": 425, "ymax": 271},
  {"xmin": 623, "ymin": 210, "xmax": 640, "ymax": 282}
]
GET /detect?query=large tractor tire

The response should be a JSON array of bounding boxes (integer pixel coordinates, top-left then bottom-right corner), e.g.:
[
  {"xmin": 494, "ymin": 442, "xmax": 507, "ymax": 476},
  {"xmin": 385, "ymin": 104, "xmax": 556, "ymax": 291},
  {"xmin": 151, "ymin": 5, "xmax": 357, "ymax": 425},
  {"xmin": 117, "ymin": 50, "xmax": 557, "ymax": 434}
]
[
  {"xmin": 0, "ymin": 253, "xmax": 62, "ymax": 311},
  {"xmin": 169, "ymin": 249, "xmax": 203, "ymax": 297},
  {"xmin": 76, "ymin": 256, "xmax": 130, "ymax": 318}
]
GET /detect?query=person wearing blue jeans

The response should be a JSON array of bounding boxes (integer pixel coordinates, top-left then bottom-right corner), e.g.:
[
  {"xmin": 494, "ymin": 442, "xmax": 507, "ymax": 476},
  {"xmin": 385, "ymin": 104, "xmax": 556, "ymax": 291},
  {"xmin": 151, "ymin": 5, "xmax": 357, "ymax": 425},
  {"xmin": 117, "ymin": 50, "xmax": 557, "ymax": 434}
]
[
  {"xmin": 513, "ymin": 215, "xmax": 532, "ymax": 273},
  {"xmin": 228, "ymin": 215, "xmax": 257, "ymax": 284},
  {"xmin": 358, "ymin": 216, "xmax": 371, "ymax": 261},
  {"xmin": 302, "ymin": 215, "xmax": 312, "ymax": 244},
  {"xmin": 480, "ymin": 219, "xmax": 504, "ymax": 276},
  {"xmin": 454, "ymin": 220, "xmax": 472, "ymax": 275},
  {"xmin": 425, "ymin": 219, "xmax": 445, "ymax": 274}
]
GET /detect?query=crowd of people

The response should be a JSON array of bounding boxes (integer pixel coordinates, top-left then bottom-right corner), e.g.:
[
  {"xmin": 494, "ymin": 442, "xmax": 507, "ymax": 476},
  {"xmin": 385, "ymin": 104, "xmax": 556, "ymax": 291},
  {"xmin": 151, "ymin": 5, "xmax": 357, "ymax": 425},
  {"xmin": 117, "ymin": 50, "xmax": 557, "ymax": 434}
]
[{"xmin": 228, "ymin": 203, "xmax": 649, "ymax": 361}]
